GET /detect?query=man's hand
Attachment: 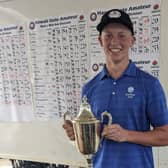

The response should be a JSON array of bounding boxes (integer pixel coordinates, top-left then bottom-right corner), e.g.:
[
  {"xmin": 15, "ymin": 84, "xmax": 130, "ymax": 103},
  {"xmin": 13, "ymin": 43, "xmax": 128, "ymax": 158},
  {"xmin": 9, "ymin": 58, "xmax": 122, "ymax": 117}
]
[
  {"xmin": 62, "ymin": 120, "xmax": 75, "ymax": 141},
  {"xmin": 102, "ymin": 124, "xmax": 129, "ymax": 142}
]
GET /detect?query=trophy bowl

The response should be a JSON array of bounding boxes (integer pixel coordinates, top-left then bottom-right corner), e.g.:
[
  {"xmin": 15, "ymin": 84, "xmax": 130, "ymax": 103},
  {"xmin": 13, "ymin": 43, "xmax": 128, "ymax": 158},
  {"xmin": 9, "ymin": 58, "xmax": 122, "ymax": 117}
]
[{"xmin": 73, "ymin": 118, "xmax": 100, "ymax": 155}]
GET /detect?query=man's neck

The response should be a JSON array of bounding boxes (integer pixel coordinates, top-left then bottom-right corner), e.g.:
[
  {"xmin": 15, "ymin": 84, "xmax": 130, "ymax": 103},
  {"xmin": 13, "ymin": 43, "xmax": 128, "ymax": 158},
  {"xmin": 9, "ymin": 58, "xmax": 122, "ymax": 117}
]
[{"xmin": 106, "ymin": 60, "xmax": 130, "ymax": 79}]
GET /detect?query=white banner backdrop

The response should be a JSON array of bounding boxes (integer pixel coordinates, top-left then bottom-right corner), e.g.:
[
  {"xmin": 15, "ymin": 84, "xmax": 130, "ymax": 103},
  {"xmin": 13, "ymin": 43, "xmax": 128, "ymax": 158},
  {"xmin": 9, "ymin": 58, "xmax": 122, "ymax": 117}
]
[{"xmin": 1, "ymin": 0, "xmax": 168, "ymax": 167}]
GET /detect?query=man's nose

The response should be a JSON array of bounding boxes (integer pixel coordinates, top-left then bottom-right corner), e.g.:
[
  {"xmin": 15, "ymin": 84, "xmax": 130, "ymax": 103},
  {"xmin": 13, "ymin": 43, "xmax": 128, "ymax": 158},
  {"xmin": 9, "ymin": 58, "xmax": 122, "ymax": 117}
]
[{"xmin": 110, "ymin": 37, "xmax": 119, "ymax": 45}]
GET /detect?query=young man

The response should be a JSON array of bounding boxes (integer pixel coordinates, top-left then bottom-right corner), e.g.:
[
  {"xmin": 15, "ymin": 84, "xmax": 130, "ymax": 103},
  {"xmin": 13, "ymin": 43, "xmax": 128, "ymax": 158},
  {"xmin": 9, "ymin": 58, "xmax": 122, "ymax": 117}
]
[{"xmin": 63, "ymin": 9, "xmax": 168, "ymax": 168}]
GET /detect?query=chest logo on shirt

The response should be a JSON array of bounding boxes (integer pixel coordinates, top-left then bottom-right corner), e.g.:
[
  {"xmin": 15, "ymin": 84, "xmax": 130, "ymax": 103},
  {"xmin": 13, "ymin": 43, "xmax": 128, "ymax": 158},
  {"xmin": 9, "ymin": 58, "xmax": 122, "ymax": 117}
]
[{"xmin": 125, "ymin": 86, "xmax": 135, "ymax": 98}]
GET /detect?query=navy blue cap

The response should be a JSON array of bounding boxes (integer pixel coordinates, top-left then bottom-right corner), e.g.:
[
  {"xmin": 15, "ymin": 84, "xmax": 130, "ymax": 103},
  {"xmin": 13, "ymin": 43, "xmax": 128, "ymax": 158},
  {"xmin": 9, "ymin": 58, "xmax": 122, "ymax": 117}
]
[{"xmin": 97, "ymin": 9, "xmax": 134, "ymax": 35}]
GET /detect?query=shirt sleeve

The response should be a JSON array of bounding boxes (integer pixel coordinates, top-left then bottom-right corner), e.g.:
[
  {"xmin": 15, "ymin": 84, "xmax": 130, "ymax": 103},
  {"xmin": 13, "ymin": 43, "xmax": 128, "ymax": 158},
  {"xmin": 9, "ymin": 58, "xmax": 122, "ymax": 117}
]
[{"xmin": 147, "ymin": 79, "xmax": 168, "ymax": 127}]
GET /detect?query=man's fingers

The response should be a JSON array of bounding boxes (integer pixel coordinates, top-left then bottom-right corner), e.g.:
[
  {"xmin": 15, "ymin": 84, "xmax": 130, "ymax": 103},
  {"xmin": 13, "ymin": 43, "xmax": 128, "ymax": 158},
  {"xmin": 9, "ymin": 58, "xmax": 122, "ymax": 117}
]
[{"xmin": 62, "ymin": 120, "xmax": 75, "ymax": 140}]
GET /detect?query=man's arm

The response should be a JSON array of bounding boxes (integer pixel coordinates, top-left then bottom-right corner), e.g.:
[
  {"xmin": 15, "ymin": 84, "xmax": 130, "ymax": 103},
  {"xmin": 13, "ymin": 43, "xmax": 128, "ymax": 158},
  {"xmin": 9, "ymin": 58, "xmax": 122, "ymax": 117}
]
[
  {"xmin": 127, "ymin": 124, "xmax": 168, "ymax": 146},
  {"xmin": 102, "ymin": 124, "xmax": 168, "ymax": 146}
]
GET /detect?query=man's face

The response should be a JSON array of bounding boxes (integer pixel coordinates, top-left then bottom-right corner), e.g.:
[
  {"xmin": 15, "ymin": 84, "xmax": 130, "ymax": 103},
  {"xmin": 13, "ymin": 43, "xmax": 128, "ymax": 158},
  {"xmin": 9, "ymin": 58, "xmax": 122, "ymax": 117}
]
[{"xmin": 98, "ymin": 23, "xmax": 135, "ymax": 64}]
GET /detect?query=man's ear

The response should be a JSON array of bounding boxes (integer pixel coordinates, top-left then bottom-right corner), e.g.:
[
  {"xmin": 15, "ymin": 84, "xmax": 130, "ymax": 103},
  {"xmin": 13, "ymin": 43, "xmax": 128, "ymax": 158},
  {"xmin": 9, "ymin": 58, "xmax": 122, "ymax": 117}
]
[
  {"xmin": 98, "ymin": 35, "xmax": 103, "ymax": 47},
  {"xmin": 130, "ymin": 36, "xmax": 136, "ymax": 47}
]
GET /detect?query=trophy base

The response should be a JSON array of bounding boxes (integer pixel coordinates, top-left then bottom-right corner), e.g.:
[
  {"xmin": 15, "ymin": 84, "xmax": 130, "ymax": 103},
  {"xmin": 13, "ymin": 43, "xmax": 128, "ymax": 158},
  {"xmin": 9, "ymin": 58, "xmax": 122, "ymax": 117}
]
[{"xmin": 84, "ymin": 155, "xmax": 93, "ymax": 168}]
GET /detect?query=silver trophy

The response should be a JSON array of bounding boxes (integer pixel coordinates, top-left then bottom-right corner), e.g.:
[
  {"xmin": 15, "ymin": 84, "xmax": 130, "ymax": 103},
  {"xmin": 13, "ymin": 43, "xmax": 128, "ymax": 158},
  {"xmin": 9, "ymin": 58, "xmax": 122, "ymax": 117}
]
[{"xmin": 64, "ymin": 96, "xmax": 112, "ymax": 168}]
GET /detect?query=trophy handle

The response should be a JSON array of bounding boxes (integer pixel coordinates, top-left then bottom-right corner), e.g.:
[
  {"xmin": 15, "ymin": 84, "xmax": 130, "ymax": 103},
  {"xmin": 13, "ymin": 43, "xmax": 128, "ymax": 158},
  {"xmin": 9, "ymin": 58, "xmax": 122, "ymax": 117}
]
[
  {"xmin": 101, "ymin": 111, "xmax": 112, "ymax": 125},
  {"xmin": 63, "ymin": 111, "xmax": 72, "ymax": 122}
]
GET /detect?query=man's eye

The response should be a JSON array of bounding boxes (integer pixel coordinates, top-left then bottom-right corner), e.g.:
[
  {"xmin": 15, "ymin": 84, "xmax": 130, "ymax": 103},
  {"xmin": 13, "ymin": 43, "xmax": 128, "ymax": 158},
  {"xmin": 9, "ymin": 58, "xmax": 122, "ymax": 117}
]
[
  {"xmin": 119, "ymin": 34, "xmax": 127, "ymax": 38},
  {"xmin": 105, "ymin": 34, "xmax": 112, "ymax": 38}
]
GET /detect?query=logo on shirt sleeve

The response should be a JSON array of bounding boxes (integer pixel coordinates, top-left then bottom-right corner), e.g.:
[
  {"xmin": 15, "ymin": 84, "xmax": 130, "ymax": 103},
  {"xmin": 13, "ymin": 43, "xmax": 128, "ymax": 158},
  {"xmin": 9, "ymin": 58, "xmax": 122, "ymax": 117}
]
[{"xmin": 125, "ymin": 86, "xmax": 135, "ymax": 98}]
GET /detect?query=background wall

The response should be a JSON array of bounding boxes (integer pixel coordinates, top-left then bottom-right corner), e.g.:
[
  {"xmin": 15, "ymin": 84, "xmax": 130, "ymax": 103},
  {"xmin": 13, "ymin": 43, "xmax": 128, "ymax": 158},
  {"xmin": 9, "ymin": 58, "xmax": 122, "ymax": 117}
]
[{"xmin": 0, "ymin": 0, "xmax": 168, "ymax": 167}]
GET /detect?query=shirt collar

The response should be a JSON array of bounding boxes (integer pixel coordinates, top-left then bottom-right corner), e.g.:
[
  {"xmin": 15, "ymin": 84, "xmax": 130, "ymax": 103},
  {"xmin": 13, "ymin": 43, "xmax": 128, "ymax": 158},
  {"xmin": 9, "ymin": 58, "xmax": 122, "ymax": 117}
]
[
  {"xmin": 124, "ymin": 60, "xmax": 137, "ymax": 77},
  {"xmin": 99, "ymin": 60, "xmax": 137, "ymax": 80},
  {"xmin": 99, "ymin": 65, "xmax": 109, "ymax": 80}
]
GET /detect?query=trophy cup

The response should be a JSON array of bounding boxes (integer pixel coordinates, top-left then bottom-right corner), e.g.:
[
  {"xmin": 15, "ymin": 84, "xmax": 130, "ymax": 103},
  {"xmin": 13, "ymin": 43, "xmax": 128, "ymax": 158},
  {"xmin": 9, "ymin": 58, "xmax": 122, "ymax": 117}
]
[{"xmin": 64, "ymin": 96, "xmax": 112, "ymax": 168}]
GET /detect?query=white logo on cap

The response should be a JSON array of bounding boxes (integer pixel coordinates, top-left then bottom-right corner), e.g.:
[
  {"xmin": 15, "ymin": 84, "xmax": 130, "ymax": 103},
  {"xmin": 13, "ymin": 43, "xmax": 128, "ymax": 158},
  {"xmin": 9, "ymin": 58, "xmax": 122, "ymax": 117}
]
[{"xmin": 108, "ymin": 11, "xmax": 121, "ymax": 18}]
